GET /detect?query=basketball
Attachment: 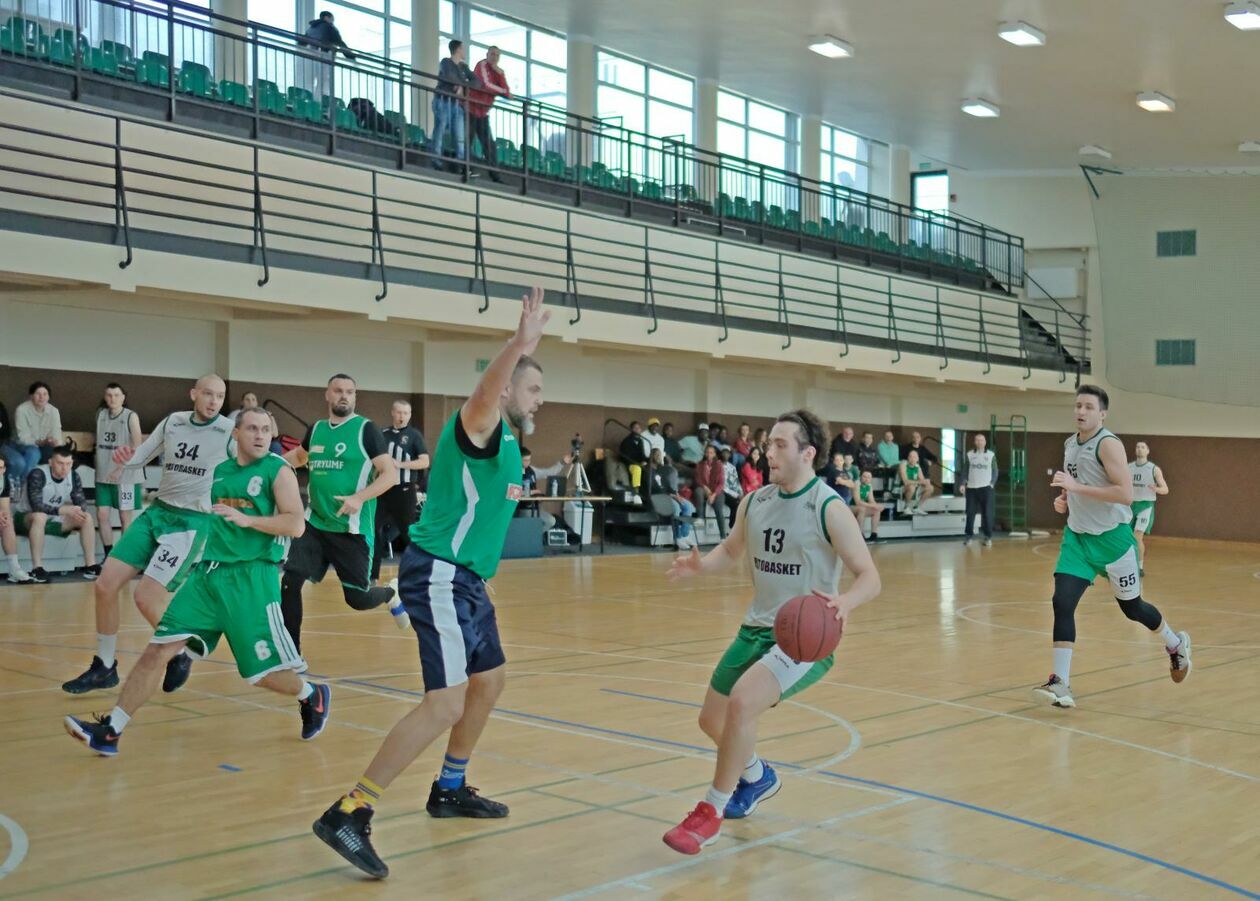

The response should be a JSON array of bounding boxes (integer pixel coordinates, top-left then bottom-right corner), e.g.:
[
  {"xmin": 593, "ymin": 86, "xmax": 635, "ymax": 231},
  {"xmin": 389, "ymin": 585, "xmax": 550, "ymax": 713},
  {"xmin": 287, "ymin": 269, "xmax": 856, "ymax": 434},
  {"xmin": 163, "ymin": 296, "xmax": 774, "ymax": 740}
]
[{"xmin": 774, "ymin": 594, "xmax": 842, "ymax": 663}]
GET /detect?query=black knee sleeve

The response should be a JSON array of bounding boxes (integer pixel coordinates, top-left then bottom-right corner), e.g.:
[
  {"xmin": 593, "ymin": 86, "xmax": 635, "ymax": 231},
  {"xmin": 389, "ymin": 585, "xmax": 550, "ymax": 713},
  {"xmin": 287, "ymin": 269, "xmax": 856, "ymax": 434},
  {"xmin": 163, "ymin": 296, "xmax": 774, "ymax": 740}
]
[
  {"xmin": 343, "ymin": 584, "xmax": 392, "ymax": 611},
  {"xmin": 1051, "ymin": 574, "xmax": 1090, "ymax": 643},
  {"xmin": 1116, "ymin": 595, "xmax": 1162, "ymax": 630},
  {"xmin": 280, "ymin": 571, "xmax": 305, "ymax": 651}
]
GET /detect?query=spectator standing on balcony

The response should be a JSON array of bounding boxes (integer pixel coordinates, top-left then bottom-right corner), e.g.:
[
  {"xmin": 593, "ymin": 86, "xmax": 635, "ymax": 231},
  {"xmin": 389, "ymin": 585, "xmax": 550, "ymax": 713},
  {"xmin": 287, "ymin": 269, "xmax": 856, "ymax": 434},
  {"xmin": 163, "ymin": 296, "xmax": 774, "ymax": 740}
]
[
  {"xmin": 661, "ymin": 422, "xmax": 683, "ymax": 463},
  {"xmin": 740, "ymin": 447, "xmax": 764, "ymax": 494},
  {"xmin": 619, "ymin": 421, "xmax": 651, "ymax": 490},
  {"xmin": 643, "ymin": 418, "xmax": 666, "ymax": 459},
  {"xmin": 829, "ymin": 425, "xmax": 857, "ymax": 462},
  {"xmin": 16, "ymin": 382, "xmax": 63, "ymax": 465},
  {"xmin": 693, "ymin": 445, "xmax": 728, "ymax": 538},
  {"xmin": 468, "ymin": 46, "xmax": 509, "ymax": 183},
  {"xmin": 677, "ymin": 424, "xmax": 708, "ymax": 465},
  {"xmin": 299, "ymin": 11, "xmax": 356, "ymax": 104},
  {"xmin": 430, "ymin": 40, "xmax": 479, "ymax": 175},
  {"xmin": 855, "ymin": 431, "xmax": 880, "ymax": 473},
  {"xmin": 1, "ymin": 399, "xmax": 39, "ymax": 486}
]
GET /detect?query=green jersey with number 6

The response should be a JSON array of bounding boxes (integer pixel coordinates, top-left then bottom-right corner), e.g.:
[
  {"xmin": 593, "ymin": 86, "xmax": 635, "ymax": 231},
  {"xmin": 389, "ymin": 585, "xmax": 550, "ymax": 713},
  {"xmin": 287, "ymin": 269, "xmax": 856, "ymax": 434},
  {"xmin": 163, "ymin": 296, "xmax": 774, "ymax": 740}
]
[
  {"xmin": 207, "ymin": 453, "xmax": 291, "ymax": 564},
  {"xmin": 303, "ymin": 416, "xmax": 388, "ymax": 535}
]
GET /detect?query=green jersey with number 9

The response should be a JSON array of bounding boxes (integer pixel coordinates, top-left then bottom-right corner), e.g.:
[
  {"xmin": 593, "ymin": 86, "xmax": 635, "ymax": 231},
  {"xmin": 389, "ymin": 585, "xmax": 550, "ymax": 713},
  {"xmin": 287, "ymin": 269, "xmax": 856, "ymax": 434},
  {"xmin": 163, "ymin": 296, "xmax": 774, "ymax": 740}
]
[
  {"xmin": 303, "ymin": 416, "xmax": 389, "ymax": 535},
  {"xmin": 206, "ymin": 453, "xmax": 291, "ymax": 564}
]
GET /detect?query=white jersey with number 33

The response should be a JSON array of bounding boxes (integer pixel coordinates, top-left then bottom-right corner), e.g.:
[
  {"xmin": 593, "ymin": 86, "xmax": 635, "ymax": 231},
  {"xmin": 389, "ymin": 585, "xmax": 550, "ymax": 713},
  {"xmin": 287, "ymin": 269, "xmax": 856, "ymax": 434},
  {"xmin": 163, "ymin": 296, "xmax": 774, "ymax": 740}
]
[{"xmin": 119, "ymin": 411, "xmax": 235, "ymax": 513}]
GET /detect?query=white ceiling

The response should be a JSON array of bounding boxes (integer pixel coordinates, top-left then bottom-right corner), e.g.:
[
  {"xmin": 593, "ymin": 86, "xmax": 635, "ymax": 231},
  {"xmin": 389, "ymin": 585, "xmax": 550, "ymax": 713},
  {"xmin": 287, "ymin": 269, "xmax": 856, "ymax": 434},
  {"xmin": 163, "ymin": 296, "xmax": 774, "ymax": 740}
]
[{"xmin": 483, "ymin": 0, "xmax": 1260, "ymax": 171}]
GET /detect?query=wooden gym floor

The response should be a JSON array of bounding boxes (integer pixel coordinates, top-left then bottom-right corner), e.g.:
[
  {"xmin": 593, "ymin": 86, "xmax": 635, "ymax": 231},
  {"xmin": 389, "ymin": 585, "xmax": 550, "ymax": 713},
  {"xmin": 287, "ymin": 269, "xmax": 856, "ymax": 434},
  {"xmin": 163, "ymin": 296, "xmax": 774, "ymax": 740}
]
[{"xmin": 1, "ymin": 537, "xmax": 1258, "ymax": 899}]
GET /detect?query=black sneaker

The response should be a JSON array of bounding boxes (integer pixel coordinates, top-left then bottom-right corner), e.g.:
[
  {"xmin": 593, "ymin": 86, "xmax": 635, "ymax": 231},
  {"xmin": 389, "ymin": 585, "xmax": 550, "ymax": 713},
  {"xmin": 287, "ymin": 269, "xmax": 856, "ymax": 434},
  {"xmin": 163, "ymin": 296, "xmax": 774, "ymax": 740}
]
[
  {"xmin": 313, "ymin": 801, "xmax": 389, "ymax": 879},
  {"xmin": 426, "ymin": 781, "xmax": 509, "ymax": 819},
  {"xmin": 62, "ymin": 656, "xmax": 120, "ymax": 694},
  {"xmin": 64, "ymin": 713, "xmax": 121, "ymax": 756},
  {"xmin": 162, "ymin": 652, "xmax": 193, "ymax": 693},
  {"xmin": 80, "ymin": 564, "xmax": 102, "ymax": 580},
  {"xmin": 299, "ymin": 683, "xmax": 332, "ymax": 740},
  {"xmin": 29, "ymin": 567, "xmax": 50, "ymax": 584}
]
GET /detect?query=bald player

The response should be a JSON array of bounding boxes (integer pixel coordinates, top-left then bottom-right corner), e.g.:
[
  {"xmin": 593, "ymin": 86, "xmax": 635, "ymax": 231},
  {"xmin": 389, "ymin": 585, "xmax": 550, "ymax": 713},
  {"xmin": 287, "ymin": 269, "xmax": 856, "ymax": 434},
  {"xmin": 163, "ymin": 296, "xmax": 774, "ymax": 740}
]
[{"xmin": 62, "ymin": 375, "xmax": 236, "ymax": 696}]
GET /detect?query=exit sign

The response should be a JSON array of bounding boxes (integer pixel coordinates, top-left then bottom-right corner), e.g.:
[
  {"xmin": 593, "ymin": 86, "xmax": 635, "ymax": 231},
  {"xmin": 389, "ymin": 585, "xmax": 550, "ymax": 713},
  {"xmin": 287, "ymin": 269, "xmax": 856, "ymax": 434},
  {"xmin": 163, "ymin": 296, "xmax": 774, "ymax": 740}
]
[
  {"xmin": 476, "ymin": 358, "xmax": 490, "ymax": 372},
  {"xmin": 957, "ymin": 403, "xmax": 968, "ymax": 413}
]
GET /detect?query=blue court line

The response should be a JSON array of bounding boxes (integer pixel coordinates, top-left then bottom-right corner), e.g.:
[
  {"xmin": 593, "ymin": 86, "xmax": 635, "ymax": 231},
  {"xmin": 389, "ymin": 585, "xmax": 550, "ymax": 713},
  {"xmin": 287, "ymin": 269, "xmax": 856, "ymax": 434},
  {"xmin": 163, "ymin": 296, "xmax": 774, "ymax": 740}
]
[
  {"xmin": 601, "ymin": 688, "xmax": 702, "ymax": 708},
  {"xmin": 218, "ymin": 764, "xmax": 242, "ymax": 772},
  {"xmin": 341, "ymin": 676, "xmax": 1260, "ymax": 899}
]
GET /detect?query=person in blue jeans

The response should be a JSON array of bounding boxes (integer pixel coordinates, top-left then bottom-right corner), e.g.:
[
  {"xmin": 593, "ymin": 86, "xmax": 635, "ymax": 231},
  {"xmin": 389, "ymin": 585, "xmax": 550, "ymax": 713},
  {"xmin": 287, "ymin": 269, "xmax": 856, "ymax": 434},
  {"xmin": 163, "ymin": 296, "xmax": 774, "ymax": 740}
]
[
  {"xmin": 0, "ymin": 400, "xmax": 39, "ymax": 484},
  {"xmin": 430, "ymin": 40, "xmax": 479, "ymax": 173},
  {"xmin": 648, "ymin": 450, "xmax": 695, "ymax": 548}
]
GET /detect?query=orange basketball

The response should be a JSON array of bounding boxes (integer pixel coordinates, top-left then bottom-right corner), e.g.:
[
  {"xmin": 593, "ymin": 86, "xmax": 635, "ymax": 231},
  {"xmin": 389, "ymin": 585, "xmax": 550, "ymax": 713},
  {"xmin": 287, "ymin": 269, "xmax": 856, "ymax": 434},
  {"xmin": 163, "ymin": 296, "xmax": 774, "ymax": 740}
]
[{"xmin": 774, "ymin": 594, "xmax": 842, "ymax": 663}]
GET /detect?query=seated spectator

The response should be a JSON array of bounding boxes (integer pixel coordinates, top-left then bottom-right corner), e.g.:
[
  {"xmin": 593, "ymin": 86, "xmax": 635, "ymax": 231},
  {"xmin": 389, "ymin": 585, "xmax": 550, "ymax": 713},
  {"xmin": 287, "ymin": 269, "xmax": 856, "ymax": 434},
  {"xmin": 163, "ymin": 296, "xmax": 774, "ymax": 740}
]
[
  {"xmin": 821, "ymin": 451, "xmax": 851, "ymax": 500},
  {"xmin": 714, "ymin": 426, "xmax": 732, "ymax": 452},
  {"xmin": 855, "ymin": 431, "xmax": 880, "ymax": 472},
  {"xmin": 693, "ymin": 445, "xmax": 728, "ymax": 538},
  {"xmin": 829, "ymin": 425, "xmax": 857, "ymax": 461},
  {"xmin": 720, "ymin": 447, "xmax": 742, "ymax": 528},
  {"xmin": 901, "ymin": 430, "xmax": 938, "ymax": 477},
  {"xmin": 1, "ymin": 399, "xmax": 39, "ymax": 486},
  {"xmin": 0, "ymin": 456, "xmax": 32, "ymax": 583},
  {"xmin": 853, "ymin": 470, "xmax": 882, "ymax": 542},
  {"xmin": 740, "ymin": 446, "xmax": 765, "ymax": 494},
  {"xmin": 677, "ymin": 423, "xmax": 709, "ymax": 465},
  {"xmin": 517, "ymin": 447, "xmax": 556, "ymax": 531},
  {"xmin": 731, "ymin": 423, "xmax": 754, "ymax": 467},
  {"xmin": 228, "ymin": 391, "xmax": 260, "ymax": 423},
  {"xmin": 661, "ymin": 422, "xmax": 683, "ymax": 463},
  {"xmin": 643, "ymin": 418, "xmax": 666, "ymax": 459},
  {"xmin": 899, "ymin": 449, "xmax": 936, "ymax": 512},
  {"xmin": 17, "ymin": 445, "xmax": 97, "ymax": 582},
  {"xmin": 15, "ymin": 381, "xmax": 62, "ymax": 466},
  {"xmin": 618, "ymin": 421, "xmax": 651, "ymax": 489},
  {"xmin": 877, "ymin": 429, "xmax": 901, "ymax": 473},
  {"xmin": 647, "ymin": 448, "xmax": 696, "ymax": 549}
]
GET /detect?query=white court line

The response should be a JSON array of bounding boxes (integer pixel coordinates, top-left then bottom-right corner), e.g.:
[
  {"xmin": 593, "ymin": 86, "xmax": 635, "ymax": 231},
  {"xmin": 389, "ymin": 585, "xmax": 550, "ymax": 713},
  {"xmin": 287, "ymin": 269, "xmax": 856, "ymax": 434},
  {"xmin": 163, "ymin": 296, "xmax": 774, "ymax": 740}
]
[
  {"xmin": 551, "ymin": 796, "xmax": 916, "ymax": 900},
  {"xmin": 0, "ymin": 814, "xmax": 29, "ymax": 880},
  {"xmin": 955, "ymin": 601, "xmax": 1260, "ymax": 651}
]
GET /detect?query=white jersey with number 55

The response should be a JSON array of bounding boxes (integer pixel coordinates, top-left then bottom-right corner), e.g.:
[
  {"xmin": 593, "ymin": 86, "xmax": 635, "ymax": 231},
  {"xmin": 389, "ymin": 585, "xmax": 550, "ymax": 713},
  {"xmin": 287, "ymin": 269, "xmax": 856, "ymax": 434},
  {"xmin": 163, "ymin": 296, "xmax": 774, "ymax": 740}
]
[{"xmin": 119, "ymin": 411, "xmax": 235, "ymax": 513}]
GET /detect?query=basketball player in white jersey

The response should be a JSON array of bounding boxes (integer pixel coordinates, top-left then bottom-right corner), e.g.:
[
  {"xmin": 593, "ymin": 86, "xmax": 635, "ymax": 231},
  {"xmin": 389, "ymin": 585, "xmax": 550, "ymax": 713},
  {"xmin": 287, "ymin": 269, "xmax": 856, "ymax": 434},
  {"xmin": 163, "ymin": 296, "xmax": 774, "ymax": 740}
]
[
  {"xmin": 662, "ymin": 409, "xmax": 881, "ymax": 855},
  {"xmin": 1034, "ymin": 385, "xmax": 1190, "ymax": 709},
  {"xmin": 1128, "ymin": 441, "xmax": 1168, "ymax": 575},
  {"xmin": 94, "ymin": 383, "xmax": 143, "ymax": 555},
  {"xmin": 62, "ymin": 375, "xmax": 234, "ymax": 696}
]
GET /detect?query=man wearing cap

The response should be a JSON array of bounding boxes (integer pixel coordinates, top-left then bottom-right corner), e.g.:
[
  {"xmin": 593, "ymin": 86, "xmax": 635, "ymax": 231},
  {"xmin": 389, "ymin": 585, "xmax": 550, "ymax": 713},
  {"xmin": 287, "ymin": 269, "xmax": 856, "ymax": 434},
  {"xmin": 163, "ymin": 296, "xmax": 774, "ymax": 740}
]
[
  {"xmin": 644, "ymin": 418, "xmax": 666, "ymax": 460},
  {"xmin": 677, "ymin": 424, "xmax": 709, "ymax": 465}
]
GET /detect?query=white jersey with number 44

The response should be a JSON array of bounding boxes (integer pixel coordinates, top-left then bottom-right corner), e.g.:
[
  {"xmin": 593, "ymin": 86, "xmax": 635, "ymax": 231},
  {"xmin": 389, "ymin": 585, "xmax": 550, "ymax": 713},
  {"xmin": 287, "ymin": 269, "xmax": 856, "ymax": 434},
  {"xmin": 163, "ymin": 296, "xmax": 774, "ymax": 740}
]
[{"xmin": 120, "ymin": 412, "xmax": 235, "ymax": 513}]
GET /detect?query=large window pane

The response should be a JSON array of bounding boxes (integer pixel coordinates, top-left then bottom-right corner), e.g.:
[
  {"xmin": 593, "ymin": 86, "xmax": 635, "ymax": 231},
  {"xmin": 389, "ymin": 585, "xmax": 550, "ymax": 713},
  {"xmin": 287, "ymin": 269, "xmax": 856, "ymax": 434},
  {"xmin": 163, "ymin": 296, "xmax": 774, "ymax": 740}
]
[
  {"xmin": 532, "ymin": 30, "xmax": 566, "ymax": 68},
  {"xmin": 717, "ymin": 90, "xmax": 744, "ymax": 124},
  {"xmin": 531, "ymin": 64, "xmax": 566, "ymax": 108},
  {"xmin": 748, "ymin": 101, "xmax": 785, "ymax": 134},
  {"xmin": 597, "ymin": 84, "xmax": 646, "ymax": 132},
  {"xmin": 598, "ymin": 51, "xmax": 645, "ymax": 93},
  {"xmin": 250, "ymin": 0, "xmax": 297, "ymax": 36},
  {"xmin": 439, "ymin": 0, "xmax": 454, "ymax": 34},
  {"xmin": 649, "ymin": 68, "xmax": 692, "ymax": 107},
  {"xmin": 717, "ymin": 120, "xmax": 745, "ymax": 157},
  {"xmin": 389, "ymin": 0, "xmax": 410, "ymax": 23},
  {"xmin": 342, "ymin": 0, "xmax": 385, "ymax": 12},
  {"xmin": 649, "ymin": 101, "xmax": 692, "ymax": 144},
  {"xmin": 389, "ymin": 22, "xmax": 411, "ymax": 62},
  {"xmin": 470, "ymin": 9, "xmax": 527, "ymax": 56},
  {"xmin": 747, "ymin": 131, "xmax": 785, "ymax": 168},
  {"xmin": 323, "ymin": 3, "xmax": 384, "ymax": 57}
]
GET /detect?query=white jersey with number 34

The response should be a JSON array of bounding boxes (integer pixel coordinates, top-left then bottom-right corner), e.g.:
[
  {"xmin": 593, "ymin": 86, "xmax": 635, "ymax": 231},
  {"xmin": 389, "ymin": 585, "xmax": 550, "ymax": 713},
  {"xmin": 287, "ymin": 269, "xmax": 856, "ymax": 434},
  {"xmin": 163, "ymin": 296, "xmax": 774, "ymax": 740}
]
[{"xmin": 119, "ymin": 412, "xmax": 235, "ymax": 513}]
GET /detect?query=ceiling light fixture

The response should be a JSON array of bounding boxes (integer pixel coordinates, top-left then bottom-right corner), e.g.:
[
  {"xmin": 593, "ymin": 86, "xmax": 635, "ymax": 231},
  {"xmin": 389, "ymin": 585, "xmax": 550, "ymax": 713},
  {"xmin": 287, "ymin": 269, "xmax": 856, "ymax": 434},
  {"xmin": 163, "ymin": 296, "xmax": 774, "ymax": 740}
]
[
  {"xmin": 998, "ymin": 21, "xmax": 1046, "ymax": 46},
  {"xmin": 961, "ymin": 98, "xmax": 1000, "ymax": 118},
  {"xmin": 1239, "ymin": 141, "xmax": 1260, "ymax": 152},
  {"xmin": 808, "ymin": 35, "xmax": 853, "ymax": 58},
  {"xmin": 1137, "ymin": 91, "xmax": 1176, "ymax": 112},
  {"xmin": 1079, "ymin": 145, "xmax": 1112, "ymax": 160},
  {"xmin": 1225, "ymin": 1, "xmax": 1260, "ymax": 30}
]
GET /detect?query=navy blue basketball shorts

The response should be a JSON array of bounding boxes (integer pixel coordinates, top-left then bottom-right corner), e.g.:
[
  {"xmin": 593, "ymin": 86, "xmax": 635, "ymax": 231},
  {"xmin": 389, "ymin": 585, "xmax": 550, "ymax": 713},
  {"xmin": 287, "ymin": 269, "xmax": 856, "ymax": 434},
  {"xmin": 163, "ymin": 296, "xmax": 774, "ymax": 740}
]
[{"xmin": 398, "ymin": 545, "xmax": 506, "ymax": 691}]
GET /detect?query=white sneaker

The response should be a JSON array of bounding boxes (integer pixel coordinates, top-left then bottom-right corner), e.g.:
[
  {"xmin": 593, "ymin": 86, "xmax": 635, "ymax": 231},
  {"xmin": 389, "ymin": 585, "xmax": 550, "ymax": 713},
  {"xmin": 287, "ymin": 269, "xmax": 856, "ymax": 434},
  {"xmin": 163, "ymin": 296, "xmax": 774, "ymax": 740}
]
[
  {"xmin": 983, "ymin": 538, "xmax": 993, "ymax": 547},
  {"xmin": 6, "ymin": 567, "xmax": 33, "ymax": 584},
  {"xmin": 1032, "ymin": 674, "xmax": 1075, "ymax": 708},
  {"xmin": 386, "ymin": 577, "xmax": 409, "ymax": 631},
  {"xmin": 1168, "ymin": 631, "xmax": 1191, "ymax": 684}
]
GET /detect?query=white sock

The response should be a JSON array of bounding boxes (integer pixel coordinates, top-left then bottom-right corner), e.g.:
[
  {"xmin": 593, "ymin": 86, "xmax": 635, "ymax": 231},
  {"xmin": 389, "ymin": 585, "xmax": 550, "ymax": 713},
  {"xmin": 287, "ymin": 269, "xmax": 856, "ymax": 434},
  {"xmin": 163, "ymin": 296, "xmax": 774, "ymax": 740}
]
[
  {"xmin": 1053, "ymin": 647, "xmax": 1073, "ymax": 684},
  {"xmin": 97, "ymin": 634, "xmax": 117, "ymax": 668},
  {"xmin": 743, "ymin": 753, "xmax": 765, "ymax": 783},
  {"xmin": 109, "ymin": 706, "xmax": 131, "ymax": 733},
  {"xmin": 6, "ymin": 554, "xmax": 19, "ymax": 572},
  {"xmin": 703, "ymin": 786, "xmax": 731, "ymax": 815},
  {"xmin": 1158, "ymin": 621, "xmax": 1180, "ymax": 651},
  {"xmin": 297, "ymin": 681, "xmax": 315, "ymax": 701}
]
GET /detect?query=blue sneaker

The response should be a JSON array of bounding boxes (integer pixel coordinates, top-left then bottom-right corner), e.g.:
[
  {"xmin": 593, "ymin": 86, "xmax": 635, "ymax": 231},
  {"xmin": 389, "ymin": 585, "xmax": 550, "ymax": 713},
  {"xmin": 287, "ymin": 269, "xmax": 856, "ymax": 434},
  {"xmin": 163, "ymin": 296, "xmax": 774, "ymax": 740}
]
[
  {"xmin": 723, "ymin": 763, "xmax": 780, "ymax": 819},
  {"xmin": 64, "ymin": 714, "xmax": 121, "ymax": 756},
  {"xmin": 299, "ymin": 683, "xmax": 332, "ymax": 741}
]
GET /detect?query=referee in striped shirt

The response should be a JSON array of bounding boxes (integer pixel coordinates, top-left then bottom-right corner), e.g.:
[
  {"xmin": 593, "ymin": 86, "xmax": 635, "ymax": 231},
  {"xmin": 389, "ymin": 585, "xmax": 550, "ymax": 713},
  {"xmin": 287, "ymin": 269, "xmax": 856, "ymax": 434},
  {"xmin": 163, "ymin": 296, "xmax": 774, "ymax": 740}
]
[{"xmin": 372, "ymin": 400, "xmax": 429, "ymax": 580}]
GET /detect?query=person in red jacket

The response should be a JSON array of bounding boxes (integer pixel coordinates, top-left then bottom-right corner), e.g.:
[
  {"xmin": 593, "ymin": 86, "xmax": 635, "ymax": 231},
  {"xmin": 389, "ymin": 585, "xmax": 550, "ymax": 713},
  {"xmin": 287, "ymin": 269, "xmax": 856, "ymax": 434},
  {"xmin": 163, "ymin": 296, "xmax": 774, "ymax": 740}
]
[
  {"xmin": 739, "ymin": 446, "xmax": 764, "ymax": 494},
  {"xmin": 468, "ymin": 46, "xmax": 511, "ymax": 183},
  {"xmin": 694, "ymin": 445, "xmax": 728, "ymax": 538}
]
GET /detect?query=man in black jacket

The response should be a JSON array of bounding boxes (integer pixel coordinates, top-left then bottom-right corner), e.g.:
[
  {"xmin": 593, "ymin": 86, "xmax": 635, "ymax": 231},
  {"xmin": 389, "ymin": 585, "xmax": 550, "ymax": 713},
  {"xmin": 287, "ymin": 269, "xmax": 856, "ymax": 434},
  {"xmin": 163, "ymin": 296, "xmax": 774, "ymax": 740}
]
[
  {"xmin": 429, "ymin": 39, "xmax": 480, "ymax": 173},
  {"xmin": 619, "ymin": 421, "xmax": 650, "ymax": 491},
  {"xmin": 299, "ymin": 11, "xmax": 356, "ymax": 102}
]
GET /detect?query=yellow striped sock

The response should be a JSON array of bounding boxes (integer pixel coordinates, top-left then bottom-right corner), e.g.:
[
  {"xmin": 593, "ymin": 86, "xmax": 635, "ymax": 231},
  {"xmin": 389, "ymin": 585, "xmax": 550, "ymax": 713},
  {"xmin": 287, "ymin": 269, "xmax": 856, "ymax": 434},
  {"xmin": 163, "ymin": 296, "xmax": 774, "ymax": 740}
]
[{"xmin": 340, "ymin": 777, "xmax": 384, "ymax": 812}]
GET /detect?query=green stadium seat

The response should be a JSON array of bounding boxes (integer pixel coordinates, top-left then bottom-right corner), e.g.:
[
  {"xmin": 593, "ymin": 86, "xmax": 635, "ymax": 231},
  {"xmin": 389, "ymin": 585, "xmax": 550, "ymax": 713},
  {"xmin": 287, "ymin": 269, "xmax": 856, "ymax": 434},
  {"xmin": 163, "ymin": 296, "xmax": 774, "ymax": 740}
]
[
  {"xmin": 524, "ymin": 145, "xmax": 546, "ymax": 174},
  {"xmin": 287, "ymin": 86, "xmax": 321, "ymax": 122},
  {"xmin": 135, "ymin": 51, "xmax": 170, "ymax": 88},
  {"xmin": 1, "ymin": 17, "xmax": 49, "ymax": 59},
  {"xmin": 765, "ymin": 205, "xmax": 785, "ymax": 229},
  {"xmin": 254, "ymin": 79, "xmax": 288, "ymax": 116},
  {"xmin": 785, "ymin": 210, "xmax": 801, "ymax": 231},
  {"xmin": 217, "ymin": 78, "xmax": 250, "ymax": 108},
  {"xmin": 177, "ymin": 60, "xmax": 214, "ymax": 98},
  {"xmin": 89, "ymin": 40, "xmax": 134, "ymax": 78},
  {"xmin": 47, "ymin": 29, "xmax": 87, "ymax": 67},
  {"xmin": 733, "ymin": 196, "xmax": 751, "ymax": 221},
  {"xmin": 750, "ymin": 200, "xmax": 765, "ymax": 223},
  {"xmin": 803, "ymin": 220, "xmax": 820, "ymax": 237},
  {"xmin": 405, "ymin": 124, "xmax": 426, "ymax": 148},
  {"xmin": 543, "ymin": 150, "xmax": 566, "ymax": 178},
  {"xmin": 638, "ymin": 180, "xmax": 663, "ymax": 201},
  {"xmin": 717, "ymin": 192, "xmax": 736, "ymax": 218}
]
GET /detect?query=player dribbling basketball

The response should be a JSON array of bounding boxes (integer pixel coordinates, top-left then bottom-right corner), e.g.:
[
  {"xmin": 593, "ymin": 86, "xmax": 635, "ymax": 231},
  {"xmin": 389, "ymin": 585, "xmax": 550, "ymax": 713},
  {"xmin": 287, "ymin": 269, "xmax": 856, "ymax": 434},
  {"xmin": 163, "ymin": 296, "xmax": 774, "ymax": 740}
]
[{"xmin": 662, "ymin": 409, "xmax": 881, "ymax": 855}]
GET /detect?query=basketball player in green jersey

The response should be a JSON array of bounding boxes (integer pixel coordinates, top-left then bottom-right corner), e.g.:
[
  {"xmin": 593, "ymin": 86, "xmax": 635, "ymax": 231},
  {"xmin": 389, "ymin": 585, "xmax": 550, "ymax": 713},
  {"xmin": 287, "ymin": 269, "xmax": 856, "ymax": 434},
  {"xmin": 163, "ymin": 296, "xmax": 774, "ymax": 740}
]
[
  {"xmin": 280, "ymin": 374, "xmax": 398, "ymax": 650},
  {"xmin": 1128, "ymin": 441, "xmax": 1168, "ymax": 575},
  {"xmin": 64, "ymin": 409, "xmax": 330, "ymax": 755},
  {"xmin": 313, "ymin": 288, "xmax": 549, "ymax": 879},
  {"xmin": 1034, "ymin": 386, "xmax": 1191, "ymax": 709},
  {"xmin": 663, "ymin": 409, "xmax": 881, "ymax": 855},
  {"xmin": 64, "ymin": 375, "xmax": 234, "ymax": 696}
]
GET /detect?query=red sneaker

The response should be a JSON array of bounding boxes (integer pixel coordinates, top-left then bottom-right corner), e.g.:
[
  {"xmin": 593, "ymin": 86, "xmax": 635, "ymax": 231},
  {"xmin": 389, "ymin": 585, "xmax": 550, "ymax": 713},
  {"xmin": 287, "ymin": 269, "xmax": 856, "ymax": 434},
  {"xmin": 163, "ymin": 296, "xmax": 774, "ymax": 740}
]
[{"xmin": 662, "ymin": 802, "xmax": 722, "ymax": 855}]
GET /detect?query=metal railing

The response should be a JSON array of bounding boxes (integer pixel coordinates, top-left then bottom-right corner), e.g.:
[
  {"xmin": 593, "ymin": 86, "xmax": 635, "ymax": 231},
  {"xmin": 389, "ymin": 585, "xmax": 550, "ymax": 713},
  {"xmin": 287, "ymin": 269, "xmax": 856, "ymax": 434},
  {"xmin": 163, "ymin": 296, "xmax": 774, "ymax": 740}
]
[
  {"xmin": 0, "ymin": 88, "xmax": 1087, "ymax": 375},
  {"xmin": 0, "ymin": 0, "xmax": 1024, "ymax": 291}
]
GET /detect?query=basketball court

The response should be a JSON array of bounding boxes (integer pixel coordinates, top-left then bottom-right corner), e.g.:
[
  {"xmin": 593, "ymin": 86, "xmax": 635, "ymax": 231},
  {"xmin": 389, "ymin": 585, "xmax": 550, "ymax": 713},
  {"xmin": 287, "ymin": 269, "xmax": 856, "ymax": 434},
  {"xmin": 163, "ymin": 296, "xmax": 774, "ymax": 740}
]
[{"xmin": 2, "ymin": 538, "xmax": 1257, "ymax": 898}]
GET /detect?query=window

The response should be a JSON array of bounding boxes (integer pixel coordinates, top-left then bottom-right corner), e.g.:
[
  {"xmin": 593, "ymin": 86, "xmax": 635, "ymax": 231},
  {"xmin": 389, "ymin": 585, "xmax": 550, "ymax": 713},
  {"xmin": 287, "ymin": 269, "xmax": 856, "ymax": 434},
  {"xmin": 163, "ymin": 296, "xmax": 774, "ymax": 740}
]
[
  {"xmin": 1156, "ymin": 230, "xmax": 1197, "ymax": 257},
  {"xmin": 596, "ymin": 49, "xmax": 693, "ymax": 182},
  {"xmin": 1155, "ymin": 339, "xmax": 1196, "ymax": 366},
  {"xmin": 715, "ymin": 89, "xmax": 798, "ymax": 207},
  {"xmin": 939, "ymin": 429, "xmax": 957, "ymax": 485},
  {"xmin": 912, "ymin": 170, "xmax": 949, "ymax": 213},
  {"xmin": 820, "ymin": 123, "xmax": 870, "ymax": 194}
]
